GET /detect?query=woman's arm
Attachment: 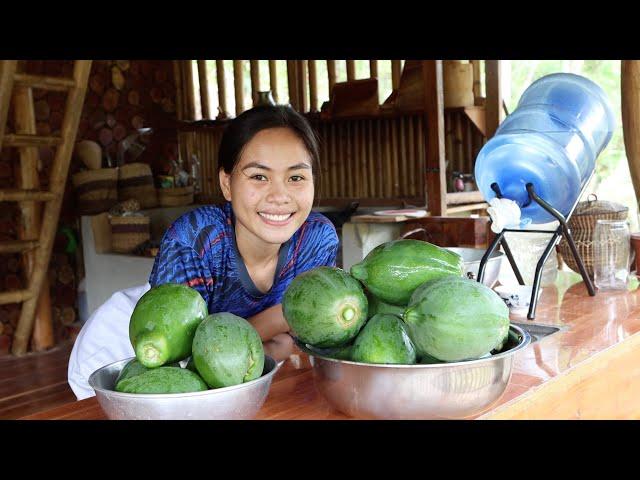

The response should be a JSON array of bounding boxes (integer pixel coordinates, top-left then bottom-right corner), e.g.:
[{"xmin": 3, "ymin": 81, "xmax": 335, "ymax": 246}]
[{"xmin": 247, "ymin": 304, "xmax": 289, "ymax": 341}]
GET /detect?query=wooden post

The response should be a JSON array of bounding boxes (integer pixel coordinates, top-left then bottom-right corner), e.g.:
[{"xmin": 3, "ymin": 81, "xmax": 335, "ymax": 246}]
[
  {"xmin": 392, "ymin": 60, "xmax": 402, "ymax": 90},
  {"xmin": 485, "ymin": 60, "xmax": 504, "ymax": 138},
  {"xmin": 233, "ymin": 60, "xmax": 245, "ymax": 116},
  {"xmin": 250, "ymin": 60, "xmax": 260, "ymax": 106},
  {"xmin": 308, "ymin": 60, "xmax": 318, "ymax": 112},
  {"xmin": 183, "ymin": 60, "xmax": 196, "ymax": 121},
  {"xmin": 269, "ymin": 60, "xmax": 278, "ymax": 103},
  {"xmin": 216, "ymin": 60, "xmax": 228, "ymax": 119},
  {"xmin": 12, "ymin": 61, "xmax": 92, "ymax": 355},
  {"xmin": 298, "ymin": 60, "xmax": 308, "ymax": 112},
  {"xmin": 470, "ymin": 60, "xmax": 482, "ymax": 101},
  {"xmin": 369, "ymin": 60, "xmax": 378, "ymax": 78},
  {"xmin": 173, "ymin": 60, "xmax": 185, "ymax": 121},
  {"xmin": 423, "ymin": 60, "xmax": 447, "ymax": 215},
  {"xmin": 622, "ymin": 61, "xmax": 640, "ymax": 212},
  {"xmin": 0, "ymin": 61, "xmax": 18, "ymax": 149},
  {"xmin": 286, "ymin": 60, "xmax": 299, "ymax": 110},
  {"xmin": 13, "ymin": 85, "xmax": 53, "ymax": 351},
  {"xmin": 327, "ymin": 60, "xmax": 336, "ymax": 93},
  {"xmin": 196, "ymin": 60, "xmax": 211, "ymax": 119},
  {"xmin": 346, "ymin": 60, "xmax": 356, "ymax": 81}
]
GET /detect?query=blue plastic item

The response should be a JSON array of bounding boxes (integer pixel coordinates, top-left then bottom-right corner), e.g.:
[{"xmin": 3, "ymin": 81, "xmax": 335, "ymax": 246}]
[{"xmin": 474, "ymin": 73, "xmax": 615, "ymax": 223}]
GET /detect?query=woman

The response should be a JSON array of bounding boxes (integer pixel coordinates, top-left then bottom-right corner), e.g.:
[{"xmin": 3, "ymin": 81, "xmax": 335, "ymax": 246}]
[{"xmin": 68, "ymin": 105, "xmax": 338, "ymax": 399}]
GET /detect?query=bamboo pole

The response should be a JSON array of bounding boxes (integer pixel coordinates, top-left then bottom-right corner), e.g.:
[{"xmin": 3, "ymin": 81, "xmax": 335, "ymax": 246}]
[
  {"xmin": 407, "ymin": 116, "xmax": 416, "ymax": 197},
  {"xmin": 392, "ymin": 60, "xmax": 402, "ymax": 90},
  {"xmin": 485, "ymin": 60, "xmax": 504, "ymax": 138},
  {"xmin": 369, "ymin": 60, "xmax": 378, "ymax": 78},
  {"xmin": 172, "ymin": 60, "xmax": 185, "ymax": 121},
  {"xmin": 470, "ymin": 60, "xmax": 482, "ymax": 102},
  {"xmin": 622, "ymin": 61, "xmax": 640, "ymax": 212},
  {"xmin": 455, "ymin": 112, "xmax": 464, "ymax": 173},
  {"xmin": 0, "ymin": 61, "xmax": 18, "ymax": 150},
  {"xmin": 376, "ymin": 119, "xmax": 383, "ymax": 197},
  {"xmin": 286, "ymin": 60, "xmax": 299, "ymax": 110},
  {"xmin": 308, "ymin": 60, "xmax": 318, "ymax": 113},
  {"xmin": 417, "ymin": 115, "xmax": 425, "ymax": 197},
  {"xmin": 197, "ymin": 60, "xmax": 211, "ymax": 119},
  {"xmin": 327, "ymin": 60, "xmax": 336, "ymax": 93},
  {"xmin": 346, "ymin": 60, "xmax": 356, "ymax": 81},
  {"xmin": 391, "ymin": 118, "xmax": 400, "ymax": 197},
  {"xmin": 12, "ymin": 61, "xmax": 92, "ymax": 356},
  {"xmin": 445, "ymin": 113, "xmax": 454, "ymax": 178},
  {"xmin": 345, "ymin": 121, "xmax": 352, "ymax": 195},
  {"xmin": 13, "ymin": 84, "xmax": 53, "ymax": 351},
  {"xmin": 216, "ymin": 60, "xmax": 228, "ymax": 119},
  {"xmin": 233, "ymin": 60, "xmax": 245, "ymax": 116},
  {"xmin": 250, "ymin": 60, "xmax": 260, "ymax": 106},
  {"xmin": 384, "ymin": 119, "xmax": 393, "ymax": 198},
  {"xmin": 269, "ymin": 60, "xmax": 278, "ymax": 103},
  {"xmin": 367, "ymin": 120, "xmax": 375, "ymax": 197},
  {"xmin": 464, "ymin": 115, "xmax": 473, "ymax": 174},
  {"xmin": 183, "ymin": 60, "xmax": 196, "ymax": 121},
  {"xmin": 330, "ymin": 123, "xmax": 337, "ymax": 197},
  {"xmin": 298, "ymin": 61, "xmax": 308, "ymax": 112}
]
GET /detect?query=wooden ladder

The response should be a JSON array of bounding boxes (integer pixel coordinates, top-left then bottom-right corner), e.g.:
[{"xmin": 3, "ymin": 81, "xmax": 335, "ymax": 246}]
[{"xmin": 0, "ymin": 60, "xmax": 92, "ymax": 355}]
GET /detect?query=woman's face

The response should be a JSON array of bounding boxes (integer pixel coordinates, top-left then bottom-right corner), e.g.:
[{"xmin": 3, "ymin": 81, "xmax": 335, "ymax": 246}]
[{"xmin": 219, "ymin": 127, "xmax": 315, "ymax": 247}]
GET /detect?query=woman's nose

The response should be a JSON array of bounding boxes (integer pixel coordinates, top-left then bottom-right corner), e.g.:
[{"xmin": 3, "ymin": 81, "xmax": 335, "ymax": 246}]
[{"xmin": 266, "ymin": 180, "xmax": 291, "ymax": 204}]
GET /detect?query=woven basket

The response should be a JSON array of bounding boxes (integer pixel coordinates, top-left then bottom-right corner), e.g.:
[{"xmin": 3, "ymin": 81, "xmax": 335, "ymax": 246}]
[
  {"xmin": 118, "ymin": 162, "xmax": 157, "ymax": 209},
  {"xmin": 72, "ymin": 168, "xmax": 118, "ymax": 215},
  {"xmin": 557, "ymin": 194, "xmax": 628, "ymax": 278},
  {"xmin": 157, "ymin": 185, "xmax": 194, "ymax": 207},
  {"xmin": 109, "ymin": 215, "xmax": 150, "ymax": 254}
]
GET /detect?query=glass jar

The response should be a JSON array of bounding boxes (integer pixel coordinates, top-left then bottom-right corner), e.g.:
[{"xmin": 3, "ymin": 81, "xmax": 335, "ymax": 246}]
[{"xmin": 593, "ymin": 219, "xmax": 630, "ymax": 290}]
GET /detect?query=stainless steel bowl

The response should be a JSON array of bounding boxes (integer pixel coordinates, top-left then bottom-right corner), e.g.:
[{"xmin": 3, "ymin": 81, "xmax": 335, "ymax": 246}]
[
  {"xmin": 296, "ymin": 325, "xmax": 530, "ymax": 419},
  {"xmin": 88, "ymin": 355, "xmax": 282, "ymax": 420},
  {"xmin": 446, "ymin": 247, "xmax": 504, "ymax": 288}
]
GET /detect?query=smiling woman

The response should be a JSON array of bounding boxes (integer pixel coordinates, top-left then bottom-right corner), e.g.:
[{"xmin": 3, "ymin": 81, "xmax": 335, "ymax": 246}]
[{"xmin": 148, "ymin": 106, "xmax": 339, "ymax": 360}]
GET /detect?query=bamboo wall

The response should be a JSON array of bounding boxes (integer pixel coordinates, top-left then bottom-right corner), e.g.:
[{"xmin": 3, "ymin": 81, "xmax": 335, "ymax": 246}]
[{"xmin": 444, "ymin": 109, "xmax": 486, "ymax": 182}]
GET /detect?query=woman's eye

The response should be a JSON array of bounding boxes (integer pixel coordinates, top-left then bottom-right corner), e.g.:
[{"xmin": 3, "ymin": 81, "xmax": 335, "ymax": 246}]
[
  {"xmin": 290, "ymin": 175, "xmax": 305, "ymax": 182},
  {"xmin": 251, "ymin": 174, "xmax": 268, "ymax": 181}
]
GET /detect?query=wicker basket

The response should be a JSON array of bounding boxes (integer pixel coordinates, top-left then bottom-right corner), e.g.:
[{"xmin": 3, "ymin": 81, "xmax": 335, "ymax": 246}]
[
  {"xmin": 118, "ymin": 162, "xmax": 157, "ymax": 209},
  {"xmin": 157, "ymin": 185, "xmax": 194, "ymax": 207},
  {"xmin": 72, "ymin": 168, "xmax": 118, "ymax": 215},
  {"xmin": 109, "ymin": 215, "xmax": 151, "ymax": 254},
  {"xmin": 557, "ymin": 194, "xmax": 628, "ymax": 278}
]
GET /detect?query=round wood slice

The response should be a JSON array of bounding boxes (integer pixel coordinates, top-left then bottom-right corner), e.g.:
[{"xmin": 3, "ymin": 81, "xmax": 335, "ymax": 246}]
[
  {"xmin": 106, "ymin": 114, "xmax": 116, "ymax": 128},
  {"xmin": 112, "ymin": 65, "xmax": 125, "ymax": 91},
  {"xmin": 99, "ymin": 127, "xmax": 113, "ymax": 147},
  {"xmin": 150, "ymin": 87, "xmax": 163, "ymax": 104},
  {"xmin": 131, "ymin": 115, "xmax": 145, "ymax": 130},
  {"xmin": 90, "ymin": 110, "xmax": 106, "ymax": 130},
  {"xmin": 86, "ymin": 91, "xmax": 100, "ymax": 108},
  {"xmin": 128, "ymin": 90, "xmax": 140, "ymax": 106},
  {"xmin": 113, "ymin": 123, "xmax": 127, "ymax": 142},
  {"xmin": 161, "ymin": 98, "xmax": 175, "ymax": 113},
  {"xmin": 90, "ymin": 74, "xmax": 106, "ymax": 95},
  {"xmin": 162, "ymin": 82, "xmax": 174, "ymax": 97},
  {"xmin": 102, "ymin": 88, "xmax": 120, "ymax": 112}
]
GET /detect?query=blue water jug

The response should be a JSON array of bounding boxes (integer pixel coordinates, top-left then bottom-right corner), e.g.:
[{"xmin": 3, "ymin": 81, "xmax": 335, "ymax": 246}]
[{"xmin": 474, "ymin": 73, "xmax": 615, "ymax": 224}]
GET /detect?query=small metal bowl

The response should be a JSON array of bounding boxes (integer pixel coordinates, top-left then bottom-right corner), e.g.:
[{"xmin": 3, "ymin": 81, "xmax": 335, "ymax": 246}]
[
  {"xmin": 296, "ymin": 325, "xmax": 530, "ymax": 419},
  {"xmin": 88, "ymin": 356, "xmax": 282, "ymax": 420},
  {"xmin": 446, "ymin": 247, "xmax": 504, "ymax": 288}
]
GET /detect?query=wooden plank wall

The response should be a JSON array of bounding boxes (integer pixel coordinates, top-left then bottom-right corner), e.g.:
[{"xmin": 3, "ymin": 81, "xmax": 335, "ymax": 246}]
[{"xmin": 444, "ymin": 110, "xmax": 486, "ymax": 183}]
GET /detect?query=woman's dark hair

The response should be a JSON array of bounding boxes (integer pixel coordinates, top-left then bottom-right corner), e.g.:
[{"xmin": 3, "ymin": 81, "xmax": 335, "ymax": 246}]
[{"xmin": 218, "ymin": 105, "xmax": 320, "ymax": 179}]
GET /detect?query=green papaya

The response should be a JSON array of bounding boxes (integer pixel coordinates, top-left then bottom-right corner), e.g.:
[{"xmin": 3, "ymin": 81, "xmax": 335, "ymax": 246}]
[
  {"xmin": 115, "ymin": 358, "xmax": 180, "ymax": 384},
  {"xmin": 419, "ymin": 354, "xmax": 443, "ymax": 364},
  {"xmin": 366, "ymin": 291, "xmax": 405, "ymax": 319},
  {"xmin": 115, "ymin": 366, "xmax": 208, "ymax": 394},
  {"xmin": 350, "ymin": 240, "xmax": 464, "ymax": 306},
  {"xmin": 192, "ymin": 313, "xmax": 265, "ymax": 389},
  {"xmin": 306, "ymin": 343, "xmax": 354, "ymax": 361},
  {"xmin": 351, "ymin": 314, "xmax": 417, "ymax": 364},
  {"xmin": 283, "ymin": 266, "xmax": 368, "ymax": 348},
  {"xmin": 129, "ymin": 283, "xmax": 208, "ymax": 368},
  {"xmin": 403, "ymin": 276, "xmax": 509, "ymax": 362}
]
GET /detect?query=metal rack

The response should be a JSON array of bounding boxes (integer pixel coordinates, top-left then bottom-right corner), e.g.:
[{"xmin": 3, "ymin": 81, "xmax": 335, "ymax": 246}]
[{"xmin": 477, "ymin": 173, "xmax": 596, "ymax": 319}]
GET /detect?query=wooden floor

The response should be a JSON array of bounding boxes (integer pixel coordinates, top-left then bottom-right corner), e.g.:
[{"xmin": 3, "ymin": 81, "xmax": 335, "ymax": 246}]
[{"xmin": 0, "ymin": 341, "xmax": 77, "ymax": 419}]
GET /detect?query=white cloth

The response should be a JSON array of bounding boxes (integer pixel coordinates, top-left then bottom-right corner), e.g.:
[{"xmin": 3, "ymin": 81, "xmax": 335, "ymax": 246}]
[
  {"xmin": 67, "ymin": 283, "xmax": 150, "ymax": 400},
  {"xmin": 486, "ymin": 197, "xmax": 531, "ymax": 233}
]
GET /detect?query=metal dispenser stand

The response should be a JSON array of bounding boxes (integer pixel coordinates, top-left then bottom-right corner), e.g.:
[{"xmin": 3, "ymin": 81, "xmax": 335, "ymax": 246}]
[{"xmin": 477, "ymin": 174, "xmax": 596, "ymax": 320}]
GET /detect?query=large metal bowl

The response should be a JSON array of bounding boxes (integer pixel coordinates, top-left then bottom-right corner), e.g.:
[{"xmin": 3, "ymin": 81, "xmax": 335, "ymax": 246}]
[
  {"xmin": 88, "ymin": 355, "xmax": 282, "ymax": 420},
  {"xmin": 446, "ymin": 247, "xmax": 504, "ymax": 288},
  {"xmin": 296, "ymin": 325, "xmax": 530, "ymax": 419}
]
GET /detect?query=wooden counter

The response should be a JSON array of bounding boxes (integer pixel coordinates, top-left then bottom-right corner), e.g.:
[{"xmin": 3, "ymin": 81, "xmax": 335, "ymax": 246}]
[{"xmin": 21, "ymin": 272, "xmax": 640, "ymax": 420}]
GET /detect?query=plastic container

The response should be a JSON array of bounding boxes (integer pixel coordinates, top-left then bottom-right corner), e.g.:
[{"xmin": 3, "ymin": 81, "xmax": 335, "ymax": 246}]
[{"xmin": 475, "ymin": 73, "xmax": 615, "ymax": 224}]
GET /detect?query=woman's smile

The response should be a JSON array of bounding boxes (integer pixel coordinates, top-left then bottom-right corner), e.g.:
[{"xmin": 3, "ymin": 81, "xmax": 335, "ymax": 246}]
[{"xmin": 258, "ymin": 211, "xmax": 296, "ymax": 226}]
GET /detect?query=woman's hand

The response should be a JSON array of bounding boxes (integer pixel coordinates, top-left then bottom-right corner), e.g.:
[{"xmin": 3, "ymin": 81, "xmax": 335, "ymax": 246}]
[{"xmin": 263, "ymin": 333, "xmax": 294, "ymax": 362}]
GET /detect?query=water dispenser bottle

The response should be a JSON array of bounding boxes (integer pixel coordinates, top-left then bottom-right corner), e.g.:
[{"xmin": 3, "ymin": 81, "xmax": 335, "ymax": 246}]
[{"xmin": 474, "ymin": 73, "xmax": 615, "ymax": 224}]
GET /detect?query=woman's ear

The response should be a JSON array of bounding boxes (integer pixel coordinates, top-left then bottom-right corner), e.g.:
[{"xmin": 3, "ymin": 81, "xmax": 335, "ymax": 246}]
[{"xmin": 219, "ymin": 169, "xmax": 232, "ymax": 202}]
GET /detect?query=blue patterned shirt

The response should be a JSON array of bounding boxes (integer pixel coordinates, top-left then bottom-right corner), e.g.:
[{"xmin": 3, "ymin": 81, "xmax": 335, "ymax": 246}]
[{"xmin": 149, "ymin": 202, "xmax": 339, "ymax": 319}]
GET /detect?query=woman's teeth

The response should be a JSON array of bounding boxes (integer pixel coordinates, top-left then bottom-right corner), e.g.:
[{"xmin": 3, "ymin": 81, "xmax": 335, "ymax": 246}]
[{"xmin": 259, "ymin": 212, "xmax": 292, "ymax": 222}]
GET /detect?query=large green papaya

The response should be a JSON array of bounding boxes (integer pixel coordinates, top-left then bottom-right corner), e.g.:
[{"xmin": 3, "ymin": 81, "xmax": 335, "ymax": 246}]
[
  {"xmin": 192, "ymin": 313, "xmax": 265, "ymax": 389},
  {"xmin": 350, "ymin": 240, "xmax": 464, "ymax": 306},
  {"xmin": 283, "ymin": 266, "xmax": 368, "ymax": 348},
  {"xmin": 115, "ymin": 366, "xmax": 208, "ymax": 394},
  {"xmin": 403, "ymin": 276, "xmax": 509, "ymax": 362},
  {"xmin": 351, "ymin": 314, "xmax": 417, "ymax": 364},
  {"xmin": 115, "ymin": 358, "xmax": 180, "ymax": 385},
  {"xmin": 129, "ymin": 283, "xmax": 208, "ymax": 368},
  {"xmin": 366, "ymin": 291, "xmax": 405, "ymax": 319}
]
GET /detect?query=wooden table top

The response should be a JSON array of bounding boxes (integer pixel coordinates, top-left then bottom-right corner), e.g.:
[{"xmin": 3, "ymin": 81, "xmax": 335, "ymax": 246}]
[{"xmin": 21, "ymin": 272, "xmax": 640, "ymax": 420}]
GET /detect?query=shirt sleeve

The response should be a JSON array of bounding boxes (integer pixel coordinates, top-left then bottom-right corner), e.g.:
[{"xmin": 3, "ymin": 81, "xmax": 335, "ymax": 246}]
[
  {"xmin": 148, "ymin": 237, "xmax": 214, "ymax": 303},
  {"xmin": 294, "ymin": 218, "xmax": 340, "ymax": 273}
]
